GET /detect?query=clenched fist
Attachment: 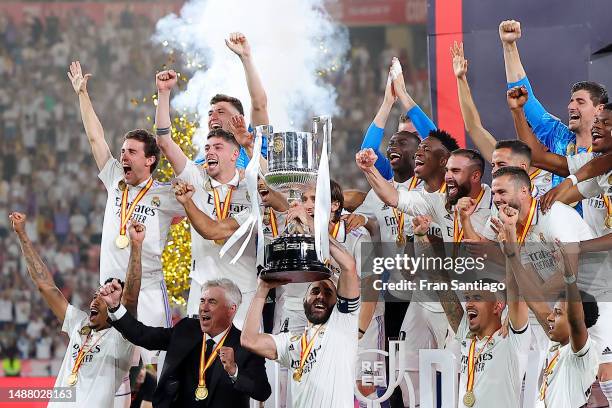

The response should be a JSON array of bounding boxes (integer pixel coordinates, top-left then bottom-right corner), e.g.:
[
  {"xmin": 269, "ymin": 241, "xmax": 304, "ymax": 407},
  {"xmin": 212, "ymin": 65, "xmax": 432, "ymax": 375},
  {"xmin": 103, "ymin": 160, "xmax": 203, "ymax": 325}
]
[
  {"xmin": 499, "ymin": 20, "xmax": 521, "ymax": 44},
  {"xmin": 156, "ymin": 70, "xmax": 178, "ymax": 92}
]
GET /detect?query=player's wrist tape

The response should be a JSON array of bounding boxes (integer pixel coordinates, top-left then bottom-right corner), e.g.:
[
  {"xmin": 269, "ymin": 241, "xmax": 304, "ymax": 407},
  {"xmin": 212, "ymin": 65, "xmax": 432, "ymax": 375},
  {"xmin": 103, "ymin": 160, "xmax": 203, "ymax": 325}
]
[
  {"xmin": 155, "ymin": 126, "xmax": 171, "ymax": 136},
  {"xmin": 564, "ymin": 274, "xmax": 577, "ymax": 284},
  {"xmin": 414, "ymin": 232, "xmax": 427, "ymax": 237},
  {"xmin": 567, "ymin": 174, "xmax": 578, "ymax": 186}
]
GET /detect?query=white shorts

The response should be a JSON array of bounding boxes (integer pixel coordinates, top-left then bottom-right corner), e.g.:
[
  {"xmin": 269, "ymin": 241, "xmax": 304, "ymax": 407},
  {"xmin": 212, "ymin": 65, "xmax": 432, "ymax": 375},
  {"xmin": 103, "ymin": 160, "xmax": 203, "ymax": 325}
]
[
  {"xmin": 356, "ymin": 314, "xmax": 386, "ymax": 383},
  {"xmin": 136, "ymin": 281, "xmax": 172, "ymax": 365},
  {"xmin": 399, "ymin": 302, "xmax": 451, "ymax": 371},
  {"xmin": 589, "ymin": 301, "xmax": 612, "ymax": 364},
  {"xmin": 186, "ymin": 279, "xmax": 254, "ymax": 330}
]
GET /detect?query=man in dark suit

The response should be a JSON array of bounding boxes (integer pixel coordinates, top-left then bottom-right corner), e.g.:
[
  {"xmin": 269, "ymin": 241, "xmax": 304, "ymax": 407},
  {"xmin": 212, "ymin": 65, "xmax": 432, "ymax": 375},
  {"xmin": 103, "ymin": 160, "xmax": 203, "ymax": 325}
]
[{"xmin": 99, "ymin": 277, "xmax": 271, "ymax": 407}]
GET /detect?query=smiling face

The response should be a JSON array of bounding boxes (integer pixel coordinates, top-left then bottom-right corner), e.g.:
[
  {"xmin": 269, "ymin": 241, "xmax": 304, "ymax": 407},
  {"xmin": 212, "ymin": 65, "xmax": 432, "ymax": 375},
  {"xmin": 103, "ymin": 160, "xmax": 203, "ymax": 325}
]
[
  {"xmin": 590, "ymin": 109, "xmax": 612, "ymax": 153},
  {"xmin": 567, "ymin": 89, "xmax": 598, "ymax": 133},
  {"xmin": 303, "ymin": 280, "xmax": 337, "ymax": 325},
  {"xmin": 88, "ymin": 291, "xmax": 110, "ymax": 330},
  {"xmin": 444, "ymin": 155, "xmax": 476, "ymax": 206},
  {"xmin": 120, "ymin": 139, "xmax": 155, "ymax": 186},
  {"xmin": 546, "ymin": 301, "xmax": 570, "ymax": 343},
  {"xmin": 413, "ymin": 137, "xmax": 447, "ymax": 180},
  {"xmin": 208, "ymin": 101, "xmax": 241, "ymax": 131},
  {"xmin": 198, "ymin": 286, "xmax": 236, "ymax": 335},
  {"xmin": 464, "ymin": 290, "xmax": 504, "ymax": 334},
  {"xmin": 204, "ymin": 136, "xmax": 239, "ymax": 179},
  {"xmin": 491, "ymin": 174, "xmax": 529, "ymax": 211},
  {"xmin": 386, "ymin": 132, "xmax": 419, "ymax": 173},
  {"xmin": 491, "ymin": 148, "xmax": 529, "ymax": 174}
]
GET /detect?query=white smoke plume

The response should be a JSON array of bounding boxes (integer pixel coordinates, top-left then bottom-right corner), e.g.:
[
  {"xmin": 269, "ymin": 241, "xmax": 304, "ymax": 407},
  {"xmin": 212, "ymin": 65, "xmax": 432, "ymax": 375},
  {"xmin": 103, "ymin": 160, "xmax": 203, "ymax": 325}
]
[{"xmin": 153, "ymin": 0, "xmax": 349, "ymax": 132}]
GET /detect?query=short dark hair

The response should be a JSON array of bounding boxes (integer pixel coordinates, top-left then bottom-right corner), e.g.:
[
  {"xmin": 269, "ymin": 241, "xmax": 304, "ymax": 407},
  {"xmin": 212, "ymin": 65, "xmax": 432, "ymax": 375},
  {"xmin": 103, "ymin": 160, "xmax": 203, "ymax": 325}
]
[
  {"xmin": 558, "ymin": 289, "xmax": 599, "ymax": 329},
  {"xmin": 210, "ymin": 94, "xmax": 245, "ymax": 116},
  {"xmin": 392, "ymin": 130, "xmax": 421, "ymax": 145},
  {"xmin": 399, "ymin": 113, "xmax": 410, "ymax": 123},
  {"xmin": 330, "ymin": 179, "xmax": 344, "ymax": 222},
  {"xmin": 124, "ymin": 129, "xmax": 161, "ymax": 173},
  {"xmin": 428, "ymin": 129, "xmax": 460, "ymax": 153},
  {"xmin": 571, "ymin": 81, "xmax": 608, "ymax": 106},
  {"xmin": 494, "ymin": 140, "xmax": 532, "ymax": 165},
  {"xmin": 207, "ymin": 128, "xmax": 240, "ymax": 150},
  {"xmin": 492, "ymin": 166, "xmax": 531, "ymax": 189},
  {"xmin": 103, "ymin": 278, "xmax": 125, "ymax": 289},
  {"xmin": 452, "ymin": 148, "xmax": 485, "ymax": 176},
  {"xmin": 603, "ymin": 102, "xmax": 612, "ymax": 112}
]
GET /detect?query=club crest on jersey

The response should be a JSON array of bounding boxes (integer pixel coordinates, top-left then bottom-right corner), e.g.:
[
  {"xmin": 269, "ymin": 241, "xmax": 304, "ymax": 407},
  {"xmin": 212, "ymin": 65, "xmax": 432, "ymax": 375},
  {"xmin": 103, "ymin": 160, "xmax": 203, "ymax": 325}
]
[
  {"xmin": 290, "ymin": 334, "xmax": 300, "ymax": 342},
  {"xmin": 151, "ymin": 196, "xmax": 161, "ymax": 207}
]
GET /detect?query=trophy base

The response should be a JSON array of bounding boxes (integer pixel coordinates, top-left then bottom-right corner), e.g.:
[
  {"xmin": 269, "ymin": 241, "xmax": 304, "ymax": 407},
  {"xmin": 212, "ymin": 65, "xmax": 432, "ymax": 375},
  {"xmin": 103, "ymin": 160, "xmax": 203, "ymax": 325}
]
[{"xmin": 261, "ymin": 234, "xmax": 332, "ymax": 283}]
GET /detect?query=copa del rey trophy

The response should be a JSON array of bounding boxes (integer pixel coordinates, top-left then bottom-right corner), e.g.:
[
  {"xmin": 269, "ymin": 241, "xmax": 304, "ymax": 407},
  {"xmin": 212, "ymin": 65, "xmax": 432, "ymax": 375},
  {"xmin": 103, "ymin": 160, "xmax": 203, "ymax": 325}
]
[{"xmin": 258, "ymin": 116, "xmax": 333, "ymax": 282}]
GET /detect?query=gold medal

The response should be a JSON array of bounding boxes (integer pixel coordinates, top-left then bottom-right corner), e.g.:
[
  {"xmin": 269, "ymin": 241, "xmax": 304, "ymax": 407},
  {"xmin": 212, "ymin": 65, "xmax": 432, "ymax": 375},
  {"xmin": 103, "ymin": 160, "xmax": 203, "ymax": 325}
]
[
  {"xmin": 67, "ymin": 373, "xmax": 78, "ymax": 386},
  {"xmin": 463, "ymin": 391, "xmax": 475, "ymax": 407},
  {"xmin": 118, "ymin": 180, "xmax": 127, "ymax": 191},
  {"xmin": 292, "ymin": 368, "xmax": 303, "ymax": 382},
  {"xmin": 195, "ymin": 386, "xmax": 208, "ymax": 400},
  {"xmin": 606, "ymin": 214, "xmax": 612, "ymax": 229},
  {"xmin": 115, "ymin": 235, "xmax": 130, "ymax": 249},
  {"xmin": 608, "ymin": 174, "xmax": 612, "ymax": 185},
  {"xmin": 79, "ymin": 326, "xmax": 91, "ymax": 336},
  {"xmin": 214, "ymin": 239, "xmax": 226, "ymax": 246},
  {"xmin": 566, "ymin": 142, "xmax": 576, "ymax": 156},
  {"xmin": 396, "ymin": 234, "xmax": 405, "ymax": 246}
]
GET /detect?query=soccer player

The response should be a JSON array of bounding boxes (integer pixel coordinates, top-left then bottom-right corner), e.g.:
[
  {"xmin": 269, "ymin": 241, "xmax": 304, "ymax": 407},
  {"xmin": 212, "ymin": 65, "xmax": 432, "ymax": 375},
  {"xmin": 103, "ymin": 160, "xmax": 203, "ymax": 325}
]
[
  {"xmin": 10, "ymin": 212, "xmax": 144, "ymax": 407},
  {"xmin": 499, "ymin": 19, "xmax": 608, "ymax": 187},
  {"xmin": 451, "ymin": 41, "xmax": 551, "ymax": 198},
  {"xmin": 68, "ymin": 61, "xmax": 184, "ymax": 365},
  {"xmin": 241, "ymin": 237, "xmax": 361, "ymax": 408}
]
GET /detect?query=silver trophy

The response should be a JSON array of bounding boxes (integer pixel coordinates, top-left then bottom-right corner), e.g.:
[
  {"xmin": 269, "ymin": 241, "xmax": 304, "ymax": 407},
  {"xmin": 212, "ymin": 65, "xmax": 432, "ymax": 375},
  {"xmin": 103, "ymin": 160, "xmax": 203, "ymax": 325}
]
[{"xmin": 257, "ymin": 116, "xmax": 332, "ymax": 283}]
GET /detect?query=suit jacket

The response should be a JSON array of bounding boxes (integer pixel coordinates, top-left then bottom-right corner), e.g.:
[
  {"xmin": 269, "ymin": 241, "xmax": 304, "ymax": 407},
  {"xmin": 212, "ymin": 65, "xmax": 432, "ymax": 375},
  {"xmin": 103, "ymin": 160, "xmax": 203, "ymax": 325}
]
[{"xmin": 111, "ymin": 311, "xmax": 271, "ymax": 408}]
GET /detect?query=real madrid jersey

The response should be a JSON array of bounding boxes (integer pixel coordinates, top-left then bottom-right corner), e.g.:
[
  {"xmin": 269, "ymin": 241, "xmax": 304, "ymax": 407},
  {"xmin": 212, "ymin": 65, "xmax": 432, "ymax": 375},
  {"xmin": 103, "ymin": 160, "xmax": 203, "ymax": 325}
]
[
  {"xmin": 454, "ymin": 315, "xmax": 530, "ymax": 408},
  {"xmin": 49, "ymin": 305, "xmax": 133, "ymax": 408},
  {"xmin": 529, "ymin": 168, "xmax": 553, "ymax": 199},
  {"xmin": 99, "ymin": 158, "xmax": 185, "ymax": 287},
  {"xmin": 535, "ymin": 338, "xmax": 599, "ymax": 408},
  {"xmin": 270, "ymin": 296, "xmax": 359, "ymax": 408},
  {"xmin": 567, "ymin": 153, "xmax": 610, "ymax": 237},
  {"xmin": 177, "ymin": 160, "xmax": 257, "ymax": 293}
]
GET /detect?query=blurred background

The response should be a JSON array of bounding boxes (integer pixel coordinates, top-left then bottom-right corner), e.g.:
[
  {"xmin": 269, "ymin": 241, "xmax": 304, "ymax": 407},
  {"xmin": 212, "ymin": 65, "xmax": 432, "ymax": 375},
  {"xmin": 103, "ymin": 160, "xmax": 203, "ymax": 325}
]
[{"xmin": 0, "ymin": 0, "xmax": 430, "ymax": 378}]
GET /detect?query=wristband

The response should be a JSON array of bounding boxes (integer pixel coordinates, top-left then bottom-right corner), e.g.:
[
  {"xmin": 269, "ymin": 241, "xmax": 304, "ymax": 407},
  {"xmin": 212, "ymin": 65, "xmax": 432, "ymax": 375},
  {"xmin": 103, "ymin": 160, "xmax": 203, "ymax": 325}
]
[
  {"xmin": 567, "ymin": 174, "xmax": 578, "ymax": 186},
  {"xmin": 414, "ymin": 232, "xmax": 427, "ymax": 237},
  {"xmin": 155, "ymin": 126, "xmax": 171, "ymax": 136},
  {"xmin": 563, "ymin": 274, "xmax": 577, "ymax": 285}
]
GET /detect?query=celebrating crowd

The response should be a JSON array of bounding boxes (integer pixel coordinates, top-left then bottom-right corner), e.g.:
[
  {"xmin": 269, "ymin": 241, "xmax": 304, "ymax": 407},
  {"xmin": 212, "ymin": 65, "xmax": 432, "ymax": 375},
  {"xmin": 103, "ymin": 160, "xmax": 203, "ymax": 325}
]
[{"xmin": 2, "ymin": 7, "xmax": 612, "ymax": 408}]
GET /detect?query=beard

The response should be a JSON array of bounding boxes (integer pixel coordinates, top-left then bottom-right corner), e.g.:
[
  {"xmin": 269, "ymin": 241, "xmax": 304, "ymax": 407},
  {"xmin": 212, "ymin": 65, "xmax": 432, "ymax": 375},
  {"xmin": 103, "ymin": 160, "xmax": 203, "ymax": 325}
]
[
  {"xmin": 303, "ymin": 299, "xmax": 333, "ymax": 325},
  {"xmin": 446, "ymin": 182, "xmax": 470, "ymax": 207}
]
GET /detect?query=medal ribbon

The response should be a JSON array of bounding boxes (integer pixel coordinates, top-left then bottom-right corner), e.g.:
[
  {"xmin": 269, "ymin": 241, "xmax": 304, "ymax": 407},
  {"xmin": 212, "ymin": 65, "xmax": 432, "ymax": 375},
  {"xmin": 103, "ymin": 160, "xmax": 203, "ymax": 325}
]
[
  {"xmin": 119, "ymin": 178, "xmax": 153, "ymax": 235},
  {"xmin": 529, "ymin": 168, "xmax": 542, "ymax": 194},
  {"xmin": 330, "ymin": 221, "xmax": 341, "ymax": 239},
  {"xmin": 538, "ymin": 350, "xmax": 560, "ymax": 401},
  {"xmin": 297, "ymin": 324, "xmax": 325, "ymax": 376},
  {"xmin": 517, "ymin": 198, "xmax": 538, "ymax": 246},
  {"xmin": 213, "ymin": 187, "xmax": 233, "ymax": 220},
  {"xmin": 197, "ymin": 329, "xmax": 230, "ymax": 389},
  {"xmin": 70, "ymin": 330, "xmax": 109, "ymax": 379},
  {"xmin": 408, "ymin": 176, "xmax": 420, "ymax": 190},
  {"xmin": 453, "ymin": 188, "xmax": 486, "ymax": 243},
  {"xmin": 269, "ymin": 208, "xmax": 278, "ymax": 237},
  {"xmin": 438, "ymin": 182, "xmax": 447, "ymax": 193},
  {"xmin": 466, "ymin": 329, "xmax": 499, "ymax": 395}
]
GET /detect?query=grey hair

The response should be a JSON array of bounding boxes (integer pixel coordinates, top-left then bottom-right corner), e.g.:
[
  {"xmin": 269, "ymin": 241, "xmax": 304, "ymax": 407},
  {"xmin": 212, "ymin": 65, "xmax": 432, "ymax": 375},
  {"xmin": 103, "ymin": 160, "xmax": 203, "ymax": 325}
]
[{"xmin": 201, "ymin": 278, "xmax": 242, "ymax": 307}]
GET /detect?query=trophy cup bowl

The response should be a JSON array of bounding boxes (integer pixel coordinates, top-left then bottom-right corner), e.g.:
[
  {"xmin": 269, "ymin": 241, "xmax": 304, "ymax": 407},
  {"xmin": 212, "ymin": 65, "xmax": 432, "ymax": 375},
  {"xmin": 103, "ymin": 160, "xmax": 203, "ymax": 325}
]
[{"xmin": 259, "ymin": 119, "xmax": 332, "ymax": 283}]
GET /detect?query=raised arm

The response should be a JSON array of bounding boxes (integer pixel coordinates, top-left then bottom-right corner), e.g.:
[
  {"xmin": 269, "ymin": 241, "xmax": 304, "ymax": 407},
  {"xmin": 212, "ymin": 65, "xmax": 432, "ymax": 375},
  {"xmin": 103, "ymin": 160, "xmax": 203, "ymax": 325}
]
[
  {"xmin": 173, "ymin": 181, "xmax": 240, "ymax": 240},
  {"xmin": 68, "ymin": 61, "xmax": 111, "ymax": 171},
  {"xmin": 355, "ymin": 149, "xmax": 399, "ymax": 207},
  {"xmin": 557, "ymin": 241, "xmax": 589, "ymax": 352},
  {"xmin": 121, "ymin": 222, "xmax": 146, "ymax": 317},
  {"xmin": 452, "ymin": 42, "xmax": 496, "ymax": 162},
  {"xmin": 507, "ymin": 86, "xmax": 569, "ymax": 175},
  {"xmin": 329, "ymin": 237, "xmax": 360, "ymax": 300},
  {"xmin": 499, "ymin": 20, "xmax": 526, "ymax": 83},
  {"xmin": 241, "ymin": 280, "xmax": 281, "ymax": 360},
  {"xmin": 225, "ymin": 32, "xmax": 269, "ymax": 126},
  {"xmin": 155, "ymin": 70, "xmax": 188, "ymax": 174},
  {"xmin": 10, "ymin": 213, "xmax": 68, "ymax": 323}
]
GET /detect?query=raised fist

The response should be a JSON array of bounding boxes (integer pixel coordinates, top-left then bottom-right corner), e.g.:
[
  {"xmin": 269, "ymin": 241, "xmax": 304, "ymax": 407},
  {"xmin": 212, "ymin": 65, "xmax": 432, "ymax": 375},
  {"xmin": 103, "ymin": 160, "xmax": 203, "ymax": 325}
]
[
  {"xmin": 225, "ymin": 32, "xmax": 251, "ymax": 59},
  {"xmin": 173, "ymin": 180, "xmax": 195, "ymax": 205},
  {"xmin": 506, "ymin": 86, "xmax": 529, "ymax": 110},
  {"xmin": 67, "ymin": 61, "xmax": 92, "ymax": 95},
  {"xmin": 412, "ymin": 215, "xmax": 432, "ymax": 236},
  {"xmin": 456, "ymin": 196, "xmax": 477, "ymax": 216},
  {"xmin": 9, "ymin": 212, "xmax": 26, "ymax": 234},
  {"xmin": 355, "ymin": 149, "xmax": 377, "ymax": 172},
  {"xmin": 499, "ymin": 20, "xmax": 522, "ymax": 44},
  {"xmin": 128, "ymin": 221, "xmax": 146, "ymax": 244},
  {"xmin": 156, "ymin": 70, "xmax": 178, "ymax": 92},
  {"xmin": 450, "ymin": 41, "xmax": 468, "ymax": 79},
  {"xmin": 99, "ymin": 279, "xmax": 123, "ymax": 309}
]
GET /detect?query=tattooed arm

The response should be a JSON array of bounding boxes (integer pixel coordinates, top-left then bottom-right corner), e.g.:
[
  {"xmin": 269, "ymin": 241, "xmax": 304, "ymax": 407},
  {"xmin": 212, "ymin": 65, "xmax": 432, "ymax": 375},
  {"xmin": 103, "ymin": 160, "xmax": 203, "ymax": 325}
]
[
  {"xmin": 121, "ymin": 222, "xmax": 145, "ymax": 317},
  {"xmin": 10, "ymin": 212, "xmax": 69, "ymax": 324}
]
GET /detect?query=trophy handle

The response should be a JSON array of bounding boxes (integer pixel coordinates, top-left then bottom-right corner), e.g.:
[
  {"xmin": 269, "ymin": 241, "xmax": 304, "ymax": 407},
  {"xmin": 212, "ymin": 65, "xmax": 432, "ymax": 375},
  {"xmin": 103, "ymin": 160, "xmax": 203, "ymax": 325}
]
[
  {"xmin": 255, "ymin": 125, "xmax": 274, "ymax": 160},
  {"xmin": 311, "ymin": 116, "xmax": 332, "ymax": 163}
]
